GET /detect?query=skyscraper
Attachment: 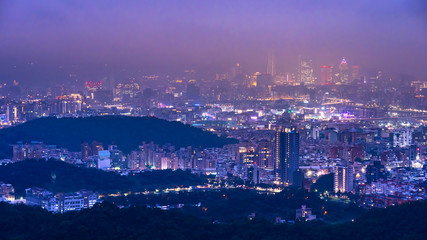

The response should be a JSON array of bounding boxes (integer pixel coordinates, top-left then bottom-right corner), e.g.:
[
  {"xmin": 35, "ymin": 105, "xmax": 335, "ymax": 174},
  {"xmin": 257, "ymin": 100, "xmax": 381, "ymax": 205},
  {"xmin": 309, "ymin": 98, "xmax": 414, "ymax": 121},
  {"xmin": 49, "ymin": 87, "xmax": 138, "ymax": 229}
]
[
  {"xmin": 258, "ymin": 140, "xmax": 273, "ymax": 170},
  {"xmin": 186, "ymin": 80, "xmax": 200, "ymax": 100},
  {"xmin": 298, "ymin": 55, "xmax": 314, "ymax": 84},
  {"xmin": 320, "ymin": 65, "xmax": 333, "ymax": 85},
  {"xmin": 267, "ymin": 52, "xmax": 276, "ymax": 76},
  {"xmin": 275, "ymin": 128, "xmax": 300, "ymax": 185},
  {"xmin": 230, "ymin": 63, "xmax": 243, "ymax": 79},
  {"xmin": 351, "ymin": 65, "xmax": 360, "ymax": 81},
  {"xmin": 334, "ymin": 165, "xmax": 353, "ymax": 193},
  {"xmin": 339, "ymin": 58, "xmax": 350, "ymax": 84}
]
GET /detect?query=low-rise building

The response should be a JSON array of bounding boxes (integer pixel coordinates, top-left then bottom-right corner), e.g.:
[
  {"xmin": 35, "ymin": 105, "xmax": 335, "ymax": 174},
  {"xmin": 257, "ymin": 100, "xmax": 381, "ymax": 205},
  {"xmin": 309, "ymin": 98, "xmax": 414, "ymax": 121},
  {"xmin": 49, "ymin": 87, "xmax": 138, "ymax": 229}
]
[{"xmin": 25, "ymin": 187, "xmax": 99, "ymax": 213}]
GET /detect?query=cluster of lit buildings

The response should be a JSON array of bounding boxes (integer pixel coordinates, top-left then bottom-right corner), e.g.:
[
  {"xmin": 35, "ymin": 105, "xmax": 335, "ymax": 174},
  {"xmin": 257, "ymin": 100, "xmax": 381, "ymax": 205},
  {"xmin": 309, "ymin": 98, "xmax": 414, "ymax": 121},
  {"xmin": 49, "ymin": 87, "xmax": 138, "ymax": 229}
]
[
  {"xmin": 1, "ymin": 55, "xmax": 426, "ymax": 127},
  {"xmin": 6, "ymin": 119, "xmax": 426, "ymax": 204},
  {"xmin": 6, "ymin": 116, "xmax": 427, "ymax": 192},
  {"xmin": 1, "ymin": 182, "xmax": 99, "ymax": 213},
  {"xmin": 0, "ymin": 182, "xmax": 15, "ymax": 202},
  {"xmin": 12, "ymin": 141, "xmax": 80, "ymax": 163},
  {"xmin": 25, "ymin": 188, "xmax": 99, "ymax": 213}
]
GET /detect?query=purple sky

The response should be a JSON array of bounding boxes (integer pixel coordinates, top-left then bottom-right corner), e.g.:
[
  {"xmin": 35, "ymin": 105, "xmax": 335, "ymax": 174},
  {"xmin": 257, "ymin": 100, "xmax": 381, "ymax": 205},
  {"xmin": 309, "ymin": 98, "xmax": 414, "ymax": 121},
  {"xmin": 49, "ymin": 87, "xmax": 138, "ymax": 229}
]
[{"xmin": 0, "ymin": 0, "xmax": 426, "ymax": 86}]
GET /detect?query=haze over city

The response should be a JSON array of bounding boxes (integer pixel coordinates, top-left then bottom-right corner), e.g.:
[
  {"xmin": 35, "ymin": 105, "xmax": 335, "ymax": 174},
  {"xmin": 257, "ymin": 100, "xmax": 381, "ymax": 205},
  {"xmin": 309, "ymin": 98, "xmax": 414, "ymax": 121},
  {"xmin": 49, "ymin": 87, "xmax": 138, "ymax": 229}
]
[{"xmin": 0, "ymin": 0, "xmax": 426, "ymax": 87}]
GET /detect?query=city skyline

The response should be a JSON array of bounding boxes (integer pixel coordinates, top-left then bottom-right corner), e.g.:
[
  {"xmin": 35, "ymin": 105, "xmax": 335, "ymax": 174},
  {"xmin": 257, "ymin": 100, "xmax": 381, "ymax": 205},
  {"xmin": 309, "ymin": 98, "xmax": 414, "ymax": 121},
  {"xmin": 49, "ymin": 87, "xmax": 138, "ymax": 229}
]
[{"xmin": 0, "ymin": 1, "xmax": 427, "ymax": 239}]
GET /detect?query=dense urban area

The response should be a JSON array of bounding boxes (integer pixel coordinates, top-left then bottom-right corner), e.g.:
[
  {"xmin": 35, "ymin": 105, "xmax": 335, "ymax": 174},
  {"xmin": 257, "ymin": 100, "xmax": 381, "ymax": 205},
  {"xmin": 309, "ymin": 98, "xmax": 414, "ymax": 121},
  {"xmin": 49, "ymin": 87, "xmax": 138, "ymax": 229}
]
[
  {"xmin": 1, "ymin": 1, "xmax": 426, "ymax": 239},
  {"xmin": 0, "ymin": 58, "xmax": 426, "ymax": 222}
]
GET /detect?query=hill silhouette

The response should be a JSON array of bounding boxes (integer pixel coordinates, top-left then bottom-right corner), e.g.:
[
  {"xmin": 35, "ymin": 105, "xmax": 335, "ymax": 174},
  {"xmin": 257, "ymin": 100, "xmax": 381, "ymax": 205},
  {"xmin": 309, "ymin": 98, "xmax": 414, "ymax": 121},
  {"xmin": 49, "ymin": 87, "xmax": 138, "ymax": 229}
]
[
  {"xmin": 0, "ymin": 116, "xmax": 237, "ymax": 158},
  {"xmin": 1, "ymin": 200, "xmax": 426, "ymax": 239},
  {"xmin": 0, "ymin": 159, "xmax": 208, "ymax": 196}
]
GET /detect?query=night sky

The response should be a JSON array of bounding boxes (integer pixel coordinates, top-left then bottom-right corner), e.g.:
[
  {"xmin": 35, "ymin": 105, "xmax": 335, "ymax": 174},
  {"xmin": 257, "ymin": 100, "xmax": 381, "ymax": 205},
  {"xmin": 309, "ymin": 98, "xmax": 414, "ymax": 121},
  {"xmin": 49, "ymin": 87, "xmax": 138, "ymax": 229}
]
[{"xmin": 0, "ymin": 0, "xmax": 426, "ymax": 86}]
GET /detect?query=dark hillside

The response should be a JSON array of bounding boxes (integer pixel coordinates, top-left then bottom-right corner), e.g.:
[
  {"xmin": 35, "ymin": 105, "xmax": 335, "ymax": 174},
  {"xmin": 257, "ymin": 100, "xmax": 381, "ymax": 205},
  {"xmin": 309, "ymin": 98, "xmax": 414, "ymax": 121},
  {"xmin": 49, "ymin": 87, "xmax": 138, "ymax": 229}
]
[{"xmin": 0, "ymin": 116, "xmax": 237, "ymax": 158}]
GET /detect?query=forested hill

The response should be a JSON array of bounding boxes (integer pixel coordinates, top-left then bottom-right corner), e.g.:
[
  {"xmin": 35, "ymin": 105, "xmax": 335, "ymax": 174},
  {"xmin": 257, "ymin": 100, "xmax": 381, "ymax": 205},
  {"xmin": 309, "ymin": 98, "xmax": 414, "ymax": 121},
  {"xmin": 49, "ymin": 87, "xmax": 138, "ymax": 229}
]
[
  {"xmin": 1, "ymin": 200, "xmax": 426, "ymax": 240},
  {"xmin": 0, "ymin": 159, "xmax": 208, "ymax": 195},
  {"xmin": 0, "ymin": 116, "xmax": 237, "ymax": 157}
]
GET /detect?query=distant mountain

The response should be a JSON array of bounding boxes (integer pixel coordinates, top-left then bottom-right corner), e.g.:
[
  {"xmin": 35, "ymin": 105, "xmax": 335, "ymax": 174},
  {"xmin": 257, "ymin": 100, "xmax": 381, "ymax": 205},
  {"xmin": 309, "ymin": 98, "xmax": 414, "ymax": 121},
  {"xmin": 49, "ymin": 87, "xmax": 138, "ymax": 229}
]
[
  {"xmin": 0, "ymin": 159, "xmax": 208, "ymax": 195},
  {"xmin": 0, "ymin": 116, "xmax": 237, "ymax": 158}
]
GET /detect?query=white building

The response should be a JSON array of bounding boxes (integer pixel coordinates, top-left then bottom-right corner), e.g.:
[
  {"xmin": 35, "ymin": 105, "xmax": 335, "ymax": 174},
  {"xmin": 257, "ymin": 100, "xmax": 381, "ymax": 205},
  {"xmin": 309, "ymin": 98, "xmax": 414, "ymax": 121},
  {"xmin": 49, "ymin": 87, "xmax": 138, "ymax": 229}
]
[
  {"xmin": 26, "ymin": 188, "xmax": 99, "ymax": 213},
  {"xmin": 390, "ymin": 129, "xmax": 413, "ymax": 148},
  {"xmin": 98, "ymin": 150, "xmax": 111, "ymax": 170},
  {"xmin": 59, "ymin": 194, "xmax": 85, "ymax": 213}
]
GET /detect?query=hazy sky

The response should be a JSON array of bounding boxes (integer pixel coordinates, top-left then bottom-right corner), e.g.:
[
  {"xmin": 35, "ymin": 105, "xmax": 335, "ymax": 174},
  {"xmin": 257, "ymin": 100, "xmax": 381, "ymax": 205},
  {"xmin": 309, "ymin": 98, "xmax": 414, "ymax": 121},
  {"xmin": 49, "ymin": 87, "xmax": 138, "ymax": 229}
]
[{"xmin": 0, "ymin": 0, "xmax": 426, "ymax": 86}]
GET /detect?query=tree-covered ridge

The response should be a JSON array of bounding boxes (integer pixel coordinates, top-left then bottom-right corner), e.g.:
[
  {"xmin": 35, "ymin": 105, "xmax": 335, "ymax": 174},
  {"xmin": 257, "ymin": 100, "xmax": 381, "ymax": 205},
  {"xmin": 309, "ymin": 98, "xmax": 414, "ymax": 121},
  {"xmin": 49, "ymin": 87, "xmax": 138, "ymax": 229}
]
[
  {"xmin": 0, "ymin": 159, "xmax": 207, "ymax": 196},
  {"xmin": 0, "ymin": 200, "xmax": 426, "ymax": 240},
  {"xmin": 0, "ymin": 116, "xmax": 237, "ymax": 157},
  {"xmin": 104, "ymin": 188, "xmax": 364, "ymax": 223}
]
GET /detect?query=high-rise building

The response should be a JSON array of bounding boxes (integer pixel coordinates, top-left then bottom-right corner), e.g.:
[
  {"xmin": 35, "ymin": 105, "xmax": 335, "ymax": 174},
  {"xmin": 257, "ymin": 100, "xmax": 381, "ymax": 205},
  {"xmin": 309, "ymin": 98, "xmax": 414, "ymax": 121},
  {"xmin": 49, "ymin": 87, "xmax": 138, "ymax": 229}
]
[
  {"xmin": 267, "ymin": 52, "xmax": 276, "ymax": 76},
  {"xmin": 243, "ymin": 146, "xmax": 256, "ymax": 165},
  {"xmin": 12, "ymin": 142, "xmax": 44, "ymax": 162},
  {"xmin": 128, "ymin": 151, "xmax": 143, "ymax": 170},
  {"xmin": 81, "ymin": 143, "xmax": 92, "ymax": 161},
  {"xmin": 390, "ymin": 128, "xmax": 413, "ymax": 148},
  {"xmin": 273, "ymin": 74, "xmax": 286, "ymax": 86},
  {"xmin": 320, "ymin": 65, "xmax": 333, "ymax": 85},
  {"xmin": 109, "ymin": 145, "xmax": 126, "ymax": 170},
  {"xmin": 312, "ymin": 126, "xmax": 320, "ymax": 140},
  {"xmin": 230, "ymin": 63, "xmax": 243, "ymax": 79},
  {"xmin": 407, "ymin": 144, "xmax": 419, "ymax": 168},
  {"xmin": 334, "ymin": 165, "xmax": 353, "ymax": 193},
  {"xmin": 366, "ymin": 161, "xmax": 386, "ymax": 184},
  {"xmin": 5, "ymin": 105, "xmax": 19, "ymax": 123},
  {"xmin": 256, "ymin": 73, "xmax": 273, "ymax": 88},
  {"xmin": 293, "ymin": 168, "xmax": 304, "ymax": 188},
  {"xmin": 339, "ymin": 58, "xmax": 350, "ymax": 84},
  {"xmin": 351, "ymin": 66, "xmax": 360, "ymax": 81},
  {"xmin": 186, "ymin": 80, "xmax": 200, "ymax": 100},
  {"xmin": 275, "ymin": 128, "xmax": 300, "ymax": 185},
  {"xmin": 258, "ymin": 140, "xmax": 273, "ymax": 170},
  {"xmin": 6, "ymin": 105, "xmax": 10, "ymax": 122},
  {"xmin": 285, "ymin": 72, "xmax": 295, "ymax": 84},
  {"xmin": 298, "ymin": 55, "xmax": 314, "ymax": 84},
  {"xmin": 91, "ymin": 141, "xmax": 104, "ymax": 156},
  {"xmin": 247, "ymin": 164, "xmax": 260, "ymax": 185}
]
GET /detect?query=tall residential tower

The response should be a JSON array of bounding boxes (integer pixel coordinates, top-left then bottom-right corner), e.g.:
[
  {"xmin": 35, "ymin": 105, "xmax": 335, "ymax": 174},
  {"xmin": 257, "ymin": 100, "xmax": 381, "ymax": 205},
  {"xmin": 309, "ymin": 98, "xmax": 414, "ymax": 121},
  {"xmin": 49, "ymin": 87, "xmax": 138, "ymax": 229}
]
[
  {"xmin": 339, "ymin": 58, "xmax": 350, "ymax": 84},
  {"xmin": 320, "ymin": 65, "xmax": 333, "ymax": 85},
  {"xmin": 334, "ymin": 165, "xmax": 354, "ymax": 193},
  {"xmin": 275, "ymin": 128, "xmax": 300, "ymax": 185},
  {"xmin": 267, "ymin": 52, "xmax": 276, "ymax": 76},
  {"xmin": 298, "ymin": 55, "xmax": 314, "ymax": 84}
]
